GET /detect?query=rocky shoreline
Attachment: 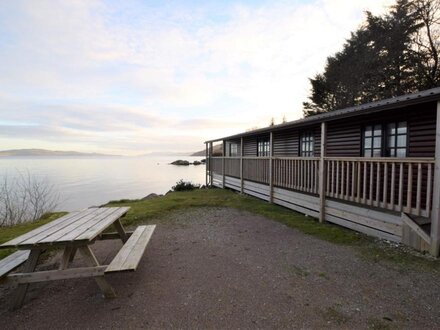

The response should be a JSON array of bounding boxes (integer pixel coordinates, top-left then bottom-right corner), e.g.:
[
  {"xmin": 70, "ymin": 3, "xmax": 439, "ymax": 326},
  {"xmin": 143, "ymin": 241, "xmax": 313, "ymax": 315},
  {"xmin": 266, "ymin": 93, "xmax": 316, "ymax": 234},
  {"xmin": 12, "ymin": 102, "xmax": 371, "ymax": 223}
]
[{"xmin": 170, "ymin": 159, "xmax": 205, "ymax": 166}]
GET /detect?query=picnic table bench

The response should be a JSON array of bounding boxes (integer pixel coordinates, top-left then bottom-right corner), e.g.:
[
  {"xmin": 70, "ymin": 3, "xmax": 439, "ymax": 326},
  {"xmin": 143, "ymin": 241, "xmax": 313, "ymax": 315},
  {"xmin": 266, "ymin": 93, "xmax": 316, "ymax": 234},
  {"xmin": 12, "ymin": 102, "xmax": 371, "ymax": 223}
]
[{"xmin": 0, "ymin": 207, "xmax": 155, "ymax": 309}]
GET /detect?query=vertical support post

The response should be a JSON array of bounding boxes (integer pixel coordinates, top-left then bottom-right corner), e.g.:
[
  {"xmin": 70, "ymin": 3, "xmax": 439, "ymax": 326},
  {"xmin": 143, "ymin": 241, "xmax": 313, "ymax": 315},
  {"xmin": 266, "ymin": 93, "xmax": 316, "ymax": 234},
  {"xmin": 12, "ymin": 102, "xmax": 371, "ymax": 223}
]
[
  {"xmin": 240, "ymin": 137, "xmax": 244, "ymax": 194},
  {"xmin": 319, "ymin": 122, "xmax": 327, "ymax": 223},
  {"xmin": 269, "ymin": 131, "xmax": 274, "ymax": 203},
  {"xmin": 205, "ymin": 142, "xmax": 208, "ymax": 187},
  {"xmin": 209, "ymin": 142, "xmax": 213, "ymax": 187},
  {"xmin": 12, "ymin": 248, "xmax": 42, "ymax": 309},
  {"xmin": 222, "ymin": 140, "xmax": 226, "ymax": 188},
  {"xmin": 430, "ymin": 101, "xmax": 440, "ymax": 257},
  {"xmin": 79, "ymin": 246, "xmax": 116, "ymax": 298}
]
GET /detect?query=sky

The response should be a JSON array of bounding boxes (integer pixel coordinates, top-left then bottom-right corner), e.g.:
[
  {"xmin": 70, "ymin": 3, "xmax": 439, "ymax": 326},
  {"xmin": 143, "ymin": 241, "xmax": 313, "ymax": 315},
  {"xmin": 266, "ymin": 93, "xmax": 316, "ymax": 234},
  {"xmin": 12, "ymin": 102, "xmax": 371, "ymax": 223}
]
[{"xmin": 0, "ymin": 0, "xmax": 394, "ymax": 155}]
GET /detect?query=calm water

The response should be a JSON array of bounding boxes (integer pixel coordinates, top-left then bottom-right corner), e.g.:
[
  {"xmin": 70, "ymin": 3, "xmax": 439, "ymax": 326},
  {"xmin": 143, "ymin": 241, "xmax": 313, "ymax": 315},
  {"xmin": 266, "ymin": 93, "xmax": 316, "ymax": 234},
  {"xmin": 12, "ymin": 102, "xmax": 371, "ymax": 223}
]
[{"xmin": 0, "ymin": 156, "xmax": 205, "ymax": 211}]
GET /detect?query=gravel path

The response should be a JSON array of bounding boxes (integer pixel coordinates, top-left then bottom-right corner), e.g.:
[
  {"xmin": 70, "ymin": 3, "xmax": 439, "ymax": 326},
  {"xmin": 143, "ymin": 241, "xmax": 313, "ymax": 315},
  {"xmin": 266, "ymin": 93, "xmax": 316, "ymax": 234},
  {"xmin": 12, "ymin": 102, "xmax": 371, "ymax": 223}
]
[{"xmin": 0, "ymin": 207, "xmax": 439, "ymax": 329}]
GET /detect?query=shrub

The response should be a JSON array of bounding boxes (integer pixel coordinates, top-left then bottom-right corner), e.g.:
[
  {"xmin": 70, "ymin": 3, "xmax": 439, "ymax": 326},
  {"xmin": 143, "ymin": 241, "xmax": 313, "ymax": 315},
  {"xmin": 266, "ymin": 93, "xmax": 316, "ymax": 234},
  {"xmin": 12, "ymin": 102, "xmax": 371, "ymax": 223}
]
[
  {"xmin": 171, "ymin": 180, "xmax": 200, "ymax": 192},
  {"xmin": 0, "ymin": 170, "xmax": 59, "ymax": 227}
]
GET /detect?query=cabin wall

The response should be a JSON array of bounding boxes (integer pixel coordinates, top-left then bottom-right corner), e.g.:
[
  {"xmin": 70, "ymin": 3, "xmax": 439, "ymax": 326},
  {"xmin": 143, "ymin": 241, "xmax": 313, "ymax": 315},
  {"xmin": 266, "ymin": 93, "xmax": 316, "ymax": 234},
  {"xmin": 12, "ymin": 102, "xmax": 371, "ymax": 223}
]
[
  {"xmin": 326, "ymin": 102, "xmax": 437, "ymax": 158},
  {"xmin": 407, "ymin": 103, "xmax": 436, "ymax": 157},
  {"xmin": 227, "ymin": 101, "xmax": 436, "ymax": 160},
  {"xmin": 243, "ymin": 136, "xmax": 258, "ymax": 156},
  {"xmin": 225, "ymin": 139, "xmax": 242, "ymax": 156},
  {"xmin": 273, "ymin": 128, "xmax": 298, "ymax": 157}
]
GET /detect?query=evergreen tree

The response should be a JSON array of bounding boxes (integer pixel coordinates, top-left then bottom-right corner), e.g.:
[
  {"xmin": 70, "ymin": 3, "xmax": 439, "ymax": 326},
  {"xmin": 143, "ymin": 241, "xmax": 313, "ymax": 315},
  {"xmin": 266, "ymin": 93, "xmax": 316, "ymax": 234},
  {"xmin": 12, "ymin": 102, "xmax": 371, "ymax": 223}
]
[{"xmin": 303, "ymin": 0, "xmax": 439, "ymax": 117}]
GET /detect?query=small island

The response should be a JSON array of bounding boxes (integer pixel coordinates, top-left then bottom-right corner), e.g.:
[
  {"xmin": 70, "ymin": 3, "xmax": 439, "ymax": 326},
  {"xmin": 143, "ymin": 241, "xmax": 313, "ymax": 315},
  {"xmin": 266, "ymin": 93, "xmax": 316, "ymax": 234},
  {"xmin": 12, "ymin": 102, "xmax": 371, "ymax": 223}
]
[{"xmin": 170, "ymin": 159, "xmax": 204, "ymax": 166}]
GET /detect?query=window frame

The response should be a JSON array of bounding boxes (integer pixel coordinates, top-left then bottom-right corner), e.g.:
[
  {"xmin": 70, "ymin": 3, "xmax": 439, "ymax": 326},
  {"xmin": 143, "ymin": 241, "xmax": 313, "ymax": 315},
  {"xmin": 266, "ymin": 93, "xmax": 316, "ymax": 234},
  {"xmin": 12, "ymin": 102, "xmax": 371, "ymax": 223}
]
[
  {"xmin": 257, "ymin": 137, "xmax": 270, "ymax": 157},
  {"xmin": 300, "ymin": 131, "xmax": 315, "ymax": 157},
  {"xmin": 229, "ymin": 143, "xmax": 239, "ymax": 157},
  {"xmin": 385, "ymin": 121, "xmax": 408, "ymax": 158},
  {"xmin": 362, "ymin": 121, "xmax": 409, "ymax": 158},
  {"xmin": 362, "ymin": 124, "xmax": 383, "ymax": 157}
]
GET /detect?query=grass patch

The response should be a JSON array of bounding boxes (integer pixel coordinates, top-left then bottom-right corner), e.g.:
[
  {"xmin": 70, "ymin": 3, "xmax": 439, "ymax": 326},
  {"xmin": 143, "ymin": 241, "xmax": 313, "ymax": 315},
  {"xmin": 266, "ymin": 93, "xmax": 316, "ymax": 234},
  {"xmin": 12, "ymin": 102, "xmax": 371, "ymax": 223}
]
[
  {"xmin": 287, "ymin": 265, "xmax": 310, "ymax": 278},
  {"xmin": 322, "ymin": 305, "xmax": 350, "ymax": 326},
  {"xmin": 0, "ymin": 188, "xmax": 439, "ymax": 271},
  {"xmin": 0, "ymin": 212, "xmax": 67, "ymax": 259},
  {"xmin": 318, "ymin": 272, "xmax": 330, "ymax": 280},
  {"xmin": 367, "ymin": 317, "xmax": 392, "ymax": 330},
  {"xmin": 106, "ymin": 188, "xmax": 440, "ymax": 271},
  {"xmin": 107, "ymin": 188, "xmax": 365, "ymax": 245}
]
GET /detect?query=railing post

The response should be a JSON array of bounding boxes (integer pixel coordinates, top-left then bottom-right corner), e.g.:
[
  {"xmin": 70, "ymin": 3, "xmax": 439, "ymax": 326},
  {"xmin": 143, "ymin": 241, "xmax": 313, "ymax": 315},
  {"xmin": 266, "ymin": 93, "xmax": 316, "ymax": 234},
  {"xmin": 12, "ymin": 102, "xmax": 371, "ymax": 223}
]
[
  {"xmin": 240, "ymin": 137, "xmax": 244, "ymax": 193},
  {"xmin": 222, "ymin": 140, "xmax": 226, "ymax": 188},
  {"xmin": 209, "ymin": 142, "xmax": 213, "ymax": 186},
  {"xmin": 430, "ymin": 101, "xmax": 440, "ymax": 257},
  {"xmin": 269, "ymin": 131, "xmax": 274, "ymax": 203},
  {"xmin": 205, "ymin": 143, "xmax": 208, "ymax": 187},
  {"xmin": 319, "ymin": 122, "xmax": 327, "ymax": 223}
]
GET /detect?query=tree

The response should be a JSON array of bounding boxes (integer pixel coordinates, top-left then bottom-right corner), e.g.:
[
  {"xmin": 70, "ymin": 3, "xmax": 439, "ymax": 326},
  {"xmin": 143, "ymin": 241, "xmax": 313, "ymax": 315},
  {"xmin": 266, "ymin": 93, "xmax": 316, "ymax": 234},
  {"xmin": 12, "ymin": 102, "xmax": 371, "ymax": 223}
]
[
  {"xmin": 410, "ymin": 0, "xmax": 440, "ymax": 88},
  {"xmin": 0, "ymin": 171, "xmax": 59, "ymax": 226},
  {"xmin": 303, "ymin": 0, "xmax": 439, "ymax": 117}
]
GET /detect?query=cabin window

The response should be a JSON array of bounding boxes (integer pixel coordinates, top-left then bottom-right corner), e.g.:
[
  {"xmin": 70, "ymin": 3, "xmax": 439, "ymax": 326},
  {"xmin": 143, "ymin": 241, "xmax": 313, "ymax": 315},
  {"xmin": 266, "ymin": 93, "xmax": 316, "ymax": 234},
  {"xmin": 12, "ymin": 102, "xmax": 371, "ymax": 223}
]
[
  {"xmin": 257, "ymin": 138, "xmax": 270, "ymax": 157},
  {"xmin": 229, "ymin": 143, "xmax": 238, "ymax": 157},
  {"xmin": 386, "ymin": 121, "xmax": 407, "ymax": 157},
  {"xmin": 300, "ymin": 131, "xmax": 314, "ymax": 157},
  {"xmin": 363, "ymin": 124, "xmax": 382, "ymax": 157}
]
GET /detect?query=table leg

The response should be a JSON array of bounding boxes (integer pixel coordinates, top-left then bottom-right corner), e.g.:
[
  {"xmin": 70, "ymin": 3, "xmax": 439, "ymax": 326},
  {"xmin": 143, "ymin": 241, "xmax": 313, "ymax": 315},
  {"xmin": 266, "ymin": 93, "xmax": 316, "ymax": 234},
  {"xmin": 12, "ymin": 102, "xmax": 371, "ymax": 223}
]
[
  {"xmin": 59, "ymin": 246, "xmax": 76, "ymax": 270},
  {"xmin": 113, "ymin": 219, "xmax": 128, "ymax": 243},
  {"xmin": 69, "ymin": 247, "xmax": 77, "ymax": 262},
  {"xmin": 12, "ymin": 249, "xmax": 42, "ymax": 310},
  {"xmin": 78, "ymin": 246, "xmax": 116, "ymax": 298}
]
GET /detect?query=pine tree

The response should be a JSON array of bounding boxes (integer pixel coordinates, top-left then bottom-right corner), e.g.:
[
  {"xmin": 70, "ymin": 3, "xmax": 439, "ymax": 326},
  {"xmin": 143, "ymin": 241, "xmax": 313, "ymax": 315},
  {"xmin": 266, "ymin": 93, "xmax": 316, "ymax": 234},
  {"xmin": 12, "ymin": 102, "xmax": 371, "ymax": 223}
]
[{"xmin": 303, "ymin": 0, "xmax": 439, "ymax": 117}]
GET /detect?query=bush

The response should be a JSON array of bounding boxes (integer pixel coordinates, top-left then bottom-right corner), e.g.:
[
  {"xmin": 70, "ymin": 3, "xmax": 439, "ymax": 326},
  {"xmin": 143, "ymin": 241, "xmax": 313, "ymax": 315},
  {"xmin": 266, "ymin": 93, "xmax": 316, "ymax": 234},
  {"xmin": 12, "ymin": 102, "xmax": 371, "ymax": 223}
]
[
  {"xmin": 171, "ymin": 180, "xmax": 200, "ymax": 192},
  {"xmin": 0, "ymin": 171, "xmax": 59, "ymax": 227}
]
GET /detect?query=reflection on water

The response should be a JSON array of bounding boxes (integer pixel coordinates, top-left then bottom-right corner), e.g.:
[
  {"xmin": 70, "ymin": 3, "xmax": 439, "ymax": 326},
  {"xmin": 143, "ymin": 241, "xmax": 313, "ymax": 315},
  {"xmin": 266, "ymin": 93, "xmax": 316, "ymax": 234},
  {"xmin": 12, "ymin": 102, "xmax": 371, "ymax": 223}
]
[{"xmin": 0, "ymin": 156, "xmax": 205, "ymax": 211}]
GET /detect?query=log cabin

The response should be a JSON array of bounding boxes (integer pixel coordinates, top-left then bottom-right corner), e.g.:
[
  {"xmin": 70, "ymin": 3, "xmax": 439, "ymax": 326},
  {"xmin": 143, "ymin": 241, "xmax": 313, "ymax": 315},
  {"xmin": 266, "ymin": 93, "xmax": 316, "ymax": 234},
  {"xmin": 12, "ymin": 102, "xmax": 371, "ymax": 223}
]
[{"xmin": 204, "ymin": 87, "xmax": 440, "ymax": 256}]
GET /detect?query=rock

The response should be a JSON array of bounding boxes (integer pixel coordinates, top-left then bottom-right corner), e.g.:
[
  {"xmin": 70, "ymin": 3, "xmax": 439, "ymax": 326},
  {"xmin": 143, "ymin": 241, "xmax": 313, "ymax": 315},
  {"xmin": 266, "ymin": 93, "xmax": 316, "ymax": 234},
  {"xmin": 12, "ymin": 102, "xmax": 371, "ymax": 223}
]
[
  {"xmin": 141, "ymin": 193, "xmax": 162, "ymax": 200},
  {"xmin": 193, "ymin": 161, "xmax": 202, "ymax": 165},
  {"xmin": 200, "ymin": 159, "xmax": 206, "ymax": 163},
  {"xmin": 171, "ymin": 160, "xmax": 190, "ymax": 166}
]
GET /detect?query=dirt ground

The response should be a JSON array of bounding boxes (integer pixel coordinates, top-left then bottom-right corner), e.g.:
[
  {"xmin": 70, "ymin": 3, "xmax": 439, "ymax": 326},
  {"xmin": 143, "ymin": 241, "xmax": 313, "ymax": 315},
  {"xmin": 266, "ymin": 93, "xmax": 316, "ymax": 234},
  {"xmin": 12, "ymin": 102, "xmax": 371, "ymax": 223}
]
[{"xmin": 0, "ymin": 207, "xmax": 439, "ymax": 329}]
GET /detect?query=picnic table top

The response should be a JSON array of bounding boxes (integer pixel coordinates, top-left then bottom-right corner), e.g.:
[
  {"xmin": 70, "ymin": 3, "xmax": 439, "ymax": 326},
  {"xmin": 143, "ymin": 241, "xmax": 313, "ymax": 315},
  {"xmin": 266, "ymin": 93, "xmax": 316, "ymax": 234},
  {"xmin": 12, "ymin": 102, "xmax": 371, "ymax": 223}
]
[{"xmin": 0, "ymin": 207, "xmax": 130, "ymax": 249}]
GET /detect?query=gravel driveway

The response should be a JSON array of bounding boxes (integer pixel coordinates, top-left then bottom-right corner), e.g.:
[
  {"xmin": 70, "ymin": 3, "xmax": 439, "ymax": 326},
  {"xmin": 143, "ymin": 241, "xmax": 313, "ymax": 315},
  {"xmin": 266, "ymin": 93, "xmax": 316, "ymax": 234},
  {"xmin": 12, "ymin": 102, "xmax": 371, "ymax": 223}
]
[{"xmin": 0, "ymin": 207, "xmax": 439, "ymax": 329}]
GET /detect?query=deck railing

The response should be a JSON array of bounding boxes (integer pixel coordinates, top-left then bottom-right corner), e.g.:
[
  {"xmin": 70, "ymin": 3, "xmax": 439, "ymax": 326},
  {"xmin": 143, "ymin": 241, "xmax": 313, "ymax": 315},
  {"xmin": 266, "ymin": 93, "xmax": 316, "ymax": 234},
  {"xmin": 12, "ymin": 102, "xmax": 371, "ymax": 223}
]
[
  {"xmin": 224, "ymin": 157, "xmax": 241, "ymax": 178},
  {"xmin": 243, "ymin": 157, "xmax": 270, "ymax": 184},
  {"xmin": 208, "ymin": 156, "xmax": 435, "ymax": 218},
  {"xmin": 273, "ymin": 157, "xmax": 320, "ymax": 194},
  {"xmin": 325, "ymin": 157, "xmax": 434, "ymax": 218}
]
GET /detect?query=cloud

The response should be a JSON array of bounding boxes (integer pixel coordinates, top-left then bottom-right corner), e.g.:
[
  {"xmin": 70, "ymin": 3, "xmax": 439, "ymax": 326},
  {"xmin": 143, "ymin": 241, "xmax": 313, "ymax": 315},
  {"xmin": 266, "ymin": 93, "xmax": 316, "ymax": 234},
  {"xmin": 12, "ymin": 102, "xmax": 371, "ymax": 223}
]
[{"xmin": 0, "ymin": 0, "xmax": 394, "ymax": 154}]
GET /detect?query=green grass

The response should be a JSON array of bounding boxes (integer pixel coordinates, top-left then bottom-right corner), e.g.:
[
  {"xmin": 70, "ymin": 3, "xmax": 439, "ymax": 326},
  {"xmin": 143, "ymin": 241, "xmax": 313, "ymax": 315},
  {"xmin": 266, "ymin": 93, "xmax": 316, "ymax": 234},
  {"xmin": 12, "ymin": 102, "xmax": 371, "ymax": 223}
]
[
  {"xmin": 107, "ymin": 188, "xmax": 365, "ymax": 245},
  {"xmin": 0, "ymin": 188, "xmax": 439, "ymax": 272},
  {"xmin": 106, "ymin": 188, "xmax": 440, "ymax": 271},
  {"xmin": 0, "ymin": 212, "xmax": 67, "ymax": 259}
]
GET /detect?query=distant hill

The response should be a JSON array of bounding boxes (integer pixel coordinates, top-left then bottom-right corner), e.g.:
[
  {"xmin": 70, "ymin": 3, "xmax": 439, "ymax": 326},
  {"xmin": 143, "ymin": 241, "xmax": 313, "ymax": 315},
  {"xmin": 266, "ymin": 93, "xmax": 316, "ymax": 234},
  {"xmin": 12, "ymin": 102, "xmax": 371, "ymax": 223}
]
[
  {"xmin": 0, "ymin": 149, "xmax": 120, "ymax": 157},
  {"xmin": 141, "ymin": 151, "xmax": 193, "ymax": 157},
  {"xmin": 191, "ymin": 143, "xmax": 223, "ymax": 156}
]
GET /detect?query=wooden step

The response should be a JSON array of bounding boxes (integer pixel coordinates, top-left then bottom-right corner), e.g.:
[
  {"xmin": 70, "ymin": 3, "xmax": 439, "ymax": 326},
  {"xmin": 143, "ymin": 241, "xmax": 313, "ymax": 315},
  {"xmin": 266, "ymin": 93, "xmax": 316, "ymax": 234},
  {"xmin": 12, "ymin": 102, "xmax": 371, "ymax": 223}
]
[
  {"xmin": 105, "ymin": 225, "xmax": 155, "ymax": 273},
  {"xmin": 0, "ymin": 250, "xmax": 30, "ymax": 278}
]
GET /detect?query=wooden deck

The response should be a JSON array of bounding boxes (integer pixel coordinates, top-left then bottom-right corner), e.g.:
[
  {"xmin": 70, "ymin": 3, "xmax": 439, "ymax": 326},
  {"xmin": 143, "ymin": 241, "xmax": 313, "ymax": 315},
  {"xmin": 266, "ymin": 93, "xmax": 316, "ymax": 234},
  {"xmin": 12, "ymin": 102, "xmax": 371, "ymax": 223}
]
[{"xmin": 208, "ymin": 156, "xmax": 434, "ymax": 247}]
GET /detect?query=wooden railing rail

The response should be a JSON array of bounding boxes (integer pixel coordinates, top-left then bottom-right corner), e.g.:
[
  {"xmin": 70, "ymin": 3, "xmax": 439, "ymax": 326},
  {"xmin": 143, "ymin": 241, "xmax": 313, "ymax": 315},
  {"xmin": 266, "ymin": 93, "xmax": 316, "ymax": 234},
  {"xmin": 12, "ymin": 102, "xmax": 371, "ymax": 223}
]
[
  {"xmin": 242, "ymin": 158, "xmax": 270, "ymax": 184},
  {"xmin": 209, "ymin": 156, "xmax": 435, "ymax": 219},
  {"xmin": 224, "ymin": 157, "xmax": 241, "ymax": 177},
  {"xmin": 273, "ymin": 157, "xmax": 320, "ymax": 194},
  {"xmin": 324, "ymin": 157, "xmax": 434, "ymax": 218}
]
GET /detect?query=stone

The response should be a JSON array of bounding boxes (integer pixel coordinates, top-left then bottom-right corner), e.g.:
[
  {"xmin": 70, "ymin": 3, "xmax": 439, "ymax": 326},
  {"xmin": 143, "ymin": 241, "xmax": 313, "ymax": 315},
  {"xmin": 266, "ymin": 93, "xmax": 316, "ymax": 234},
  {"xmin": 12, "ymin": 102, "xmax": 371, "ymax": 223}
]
[
  {"xmin": 141, "ymin": 193, "xmax": 163, "ymax": 200},
  {"xmin": 171, "ymin": 160, "xmax": 190, "ymax": 166}
]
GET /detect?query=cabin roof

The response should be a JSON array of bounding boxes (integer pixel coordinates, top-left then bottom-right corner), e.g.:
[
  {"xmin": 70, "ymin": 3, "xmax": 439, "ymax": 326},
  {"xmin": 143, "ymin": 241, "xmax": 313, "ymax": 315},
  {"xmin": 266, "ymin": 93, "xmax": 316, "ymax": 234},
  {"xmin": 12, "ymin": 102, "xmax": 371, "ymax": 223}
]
[{"xmin": 205, "ymin": 87, "xmax": 440, "ymax": 143}]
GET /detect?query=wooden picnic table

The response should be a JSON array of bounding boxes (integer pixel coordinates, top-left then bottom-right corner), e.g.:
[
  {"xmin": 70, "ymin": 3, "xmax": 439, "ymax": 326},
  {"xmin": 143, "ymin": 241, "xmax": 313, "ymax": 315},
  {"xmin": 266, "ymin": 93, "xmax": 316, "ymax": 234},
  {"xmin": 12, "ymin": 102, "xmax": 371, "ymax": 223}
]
[{"xmin": 0, "ymin": 207, "xmax": 155, "ymax": 309}]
